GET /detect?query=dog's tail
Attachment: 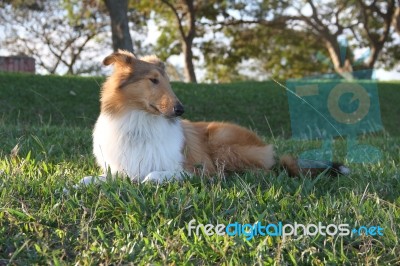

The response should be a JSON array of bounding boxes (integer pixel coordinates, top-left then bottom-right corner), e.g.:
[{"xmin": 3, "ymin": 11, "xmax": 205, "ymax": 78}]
[{"xmin": 279, "ymin": 155, "xmax": 350, "ymax": 177}]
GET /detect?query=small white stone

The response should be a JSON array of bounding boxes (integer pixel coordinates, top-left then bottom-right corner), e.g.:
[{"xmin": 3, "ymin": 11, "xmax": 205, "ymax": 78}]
[{"xmin": 338, "ymin": 166, "xmax": 351, "ymax": 175}]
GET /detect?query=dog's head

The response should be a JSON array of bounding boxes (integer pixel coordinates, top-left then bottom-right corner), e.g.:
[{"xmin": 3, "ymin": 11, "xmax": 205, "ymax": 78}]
[{"xmin": 100, "ymin": 50, "xmax": 184, "ymax": 118}]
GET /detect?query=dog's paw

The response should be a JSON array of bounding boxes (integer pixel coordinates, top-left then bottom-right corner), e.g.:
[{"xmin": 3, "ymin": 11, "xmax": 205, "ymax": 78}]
[
  {"xmin": 62, "ymin": 175, "xmax": 107, "ymax": 194},
  {"xmin": 78, "ymin": 175, "xmax": 107, "ymax": 186},
  {"xmin": 142, "ymin": 171, "xmax": 184, "ymax": 184}
]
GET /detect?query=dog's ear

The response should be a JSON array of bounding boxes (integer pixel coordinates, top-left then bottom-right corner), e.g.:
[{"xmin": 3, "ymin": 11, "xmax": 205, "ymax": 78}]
[
  {"xmin": 140, "ymin": 55, "xmax": 165, "ymax": 71},
  {"xmin": 103, "ymin": 50, "xmax": 136, "ymax": 66}
]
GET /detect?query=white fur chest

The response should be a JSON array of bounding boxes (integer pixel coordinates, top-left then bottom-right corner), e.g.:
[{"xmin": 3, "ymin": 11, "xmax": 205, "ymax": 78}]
[{"xmin": 92, "ymin": 111, "xmax": 185, "ymax": 180}]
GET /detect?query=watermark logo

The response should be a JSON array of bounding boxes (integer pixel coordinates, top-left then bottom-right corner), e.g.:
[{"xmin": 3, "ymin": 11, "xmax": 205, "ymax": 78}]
[
  {"xmin": 187, "ymin": 219, "xmax": 384, "ymax": 240},
  {"xmin": 285, "ymin": 41, "xmax": 382, "ymax": 164}
]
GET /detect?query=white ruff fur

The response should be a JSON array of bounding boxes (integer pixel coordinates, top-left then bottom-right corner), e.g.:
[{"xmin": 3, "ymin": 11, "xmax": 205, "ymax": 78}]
[{"xmin": 92, "ymin": 110, "xmax": 185, "ymax": 182}]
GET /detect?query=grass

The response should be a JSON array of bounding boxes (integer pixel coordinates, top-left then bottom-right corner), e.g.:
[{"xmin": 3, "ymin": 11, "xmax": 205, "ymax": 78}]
[{"xmin": 0, "ymin": 72, "xmax": 399, "ymax": 265}]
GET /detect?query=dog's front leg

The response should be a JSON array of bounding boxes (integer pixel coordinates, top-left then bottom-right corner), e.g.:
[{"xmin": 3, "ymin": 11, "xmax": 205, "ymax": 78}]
[{"xmin": 142, "ymin": 171, "xmax": 188, "ymax": 184}]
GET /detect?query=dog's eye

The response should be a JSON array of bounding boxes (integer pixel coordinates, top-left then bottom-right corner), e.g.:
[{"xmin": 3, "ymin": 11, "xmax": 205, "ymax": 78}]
[{"xmin": 149, "ymin": 78, "xmax": 159, "ymax": 85}]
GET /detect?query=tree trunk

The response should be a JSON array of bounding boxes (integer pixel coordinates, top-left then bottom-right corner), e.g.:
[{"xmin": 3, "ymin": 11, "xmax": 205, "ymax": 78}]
[
  {"xmin": 161, "ymin": 0, "xmax": 197, "ymax": 83},
  {"xmin": 182, "ymin": 0, "xmax": 197, "ymax": 83},
  {"xmin": 104, "ymin": 0, "xmax": 134, "ymax": 53},
  {"xmin": 183, "ymin": 40, "xmax": 197, "ymax": 83},
  {"xmin": 324, "ymin": 39, "xmax": 354, "ymax": 79},
  {"xmin": 326, "ymin": 41, "xmax": 374, "ymax": 79},
  {"xmin": 393, "ymin": 6, "xmax": 400, "ymax": 34}
]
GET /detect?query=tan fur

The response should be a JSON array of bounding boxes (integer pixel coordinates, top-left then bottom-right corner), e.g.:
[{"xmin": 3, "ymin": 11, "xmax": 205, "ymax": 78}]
[
  {"xmin": 100, "ymin": 50, "xmax": 310, "ymax": 177},
  {"xmin": 181, "ymin": 121, "xmax": 275, "ymax": 174},
  {"xmin": 181, "ymin": 121, "xmax": 217, "ymax": 175}
]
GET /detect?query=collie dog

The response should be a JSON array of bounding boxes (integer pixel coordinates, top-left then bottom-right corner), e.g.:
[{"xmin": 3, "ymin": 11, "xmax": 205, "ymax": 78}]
[{"xmin": 81, "ymin": 50, "xmax": 349, "ymax": 185}]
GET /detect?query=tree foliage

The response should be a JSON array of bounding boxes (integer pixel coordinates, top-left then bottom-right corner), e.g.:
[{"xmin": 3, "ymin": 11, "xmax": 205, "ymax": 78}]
[
  {"xmin": 136, "ymin": 0, "xmax": 230, "ymax": 83},
  {"xmin": 202, "ymin": 24, "xmax": 334, "ymax": 81},
  {"xmin": 142, "ymin": 0, "xmax": 399, "ymax": 81},
  {"xmin": 199, "ymin": 0, "xmax": 399, "ymax": 81},
  {"xmin": 285, "ymin": 0, "xmax": 399, "ymax": 79}
]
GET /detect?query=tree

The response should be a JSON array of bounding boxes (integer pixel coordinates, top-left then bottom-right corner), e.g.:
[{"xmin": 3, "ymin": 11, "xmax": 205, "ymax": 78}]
[
  {"xmin": 0, "ymin": 0, "xmax": 109, "ymax": 75},
  {"xmin": 200, "ymin": 0, "xmax": 306, "ymax": 81},
  {"xmin": 160, "ymin": 0, "xmax": 197, "ymax": 83},
  {"xmin": 202, "ymin": 0, "xmax": 399, "ymax": 80},
  {"xmin": 288, "ymin": 0, "xmax": 399, "ymax": 79},
  {"xmin": 104, "ymin": 0, "xmax": 134, "ymax": 53},
  {"xmin": 199, "ymin": 0, "xmax": 332, "ymax": 81},
  {"xmin": 137, "ymin": 0, "xmax": 227, "ymax": 83}
]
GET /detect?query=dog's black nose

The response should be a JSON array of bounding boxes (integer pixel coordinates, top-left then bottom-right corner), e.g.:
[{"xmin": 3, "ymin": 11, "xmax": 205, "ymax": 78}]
[{"xmin": 173, "ymin": 103, "xmax": 184, "ymax": 116}]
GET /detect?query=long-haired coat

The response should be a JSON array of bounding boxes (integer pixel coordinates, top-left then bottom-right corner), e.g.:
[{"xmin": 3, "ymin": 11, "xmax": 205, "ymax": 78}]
[{"xmin": 83, "ymin": 50, "xmax": 349, "ymax": 185}]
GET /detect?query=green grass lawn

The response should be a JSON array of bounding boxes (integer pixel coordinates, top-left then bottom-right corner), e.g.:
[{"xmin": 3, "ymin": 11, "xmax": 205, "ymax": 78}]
[{"xmin": 0, "ymin": 72, "xmax": 399, "ymax": 265}]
